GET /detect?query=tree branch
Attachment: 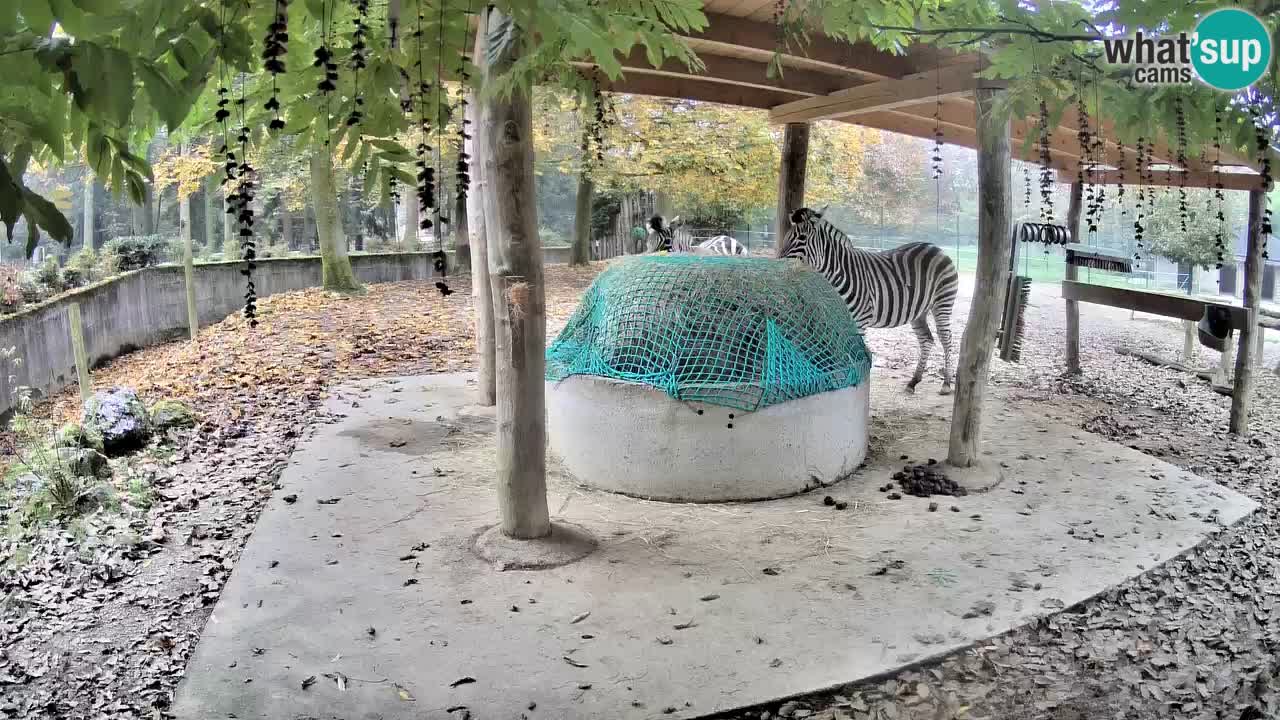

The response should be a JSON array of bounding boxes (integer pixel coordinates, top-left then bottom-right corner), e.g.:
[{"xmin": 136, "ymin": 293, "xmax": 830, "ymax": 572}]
[{"xmin": 867, "ymin": 23, "xmax": 1101, "ymax": 44}]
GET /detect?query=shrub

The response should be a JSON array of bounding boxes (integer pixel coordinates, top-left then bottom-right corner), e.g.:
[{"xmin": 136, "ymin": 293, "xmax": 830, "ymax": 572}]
[
  {"xmin": 0, "ymin": 265, "xmax": 22, "ymax": 314},
  {"xmin": 65, "ymin": 248, "xmax": 99, "ymax": 286},
  {"xmin": 102, "ymin": 235, "xmax": 169, "ymax": 271},
  {"xmin": 34, "ymin": 257, "xmax": 64, "ymax": 292},
  {"xmin": 17, "ymin": 273, "xmax": 44, "ymax": 304}
]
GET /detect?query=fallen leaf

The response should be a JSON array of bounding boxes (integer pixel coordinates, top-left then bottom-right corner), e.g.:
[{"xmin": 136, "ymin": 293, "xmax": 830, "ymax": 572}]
[
  {"xmin": 450, "ymin": 677, "xmax": 477, "ymax": 688},
  {"xmin": 563, "ymin": 656, "xmax": 589, "ymax": 668},
  {"xmin": 570, "ymin": 611, "xmax": 591, "ymax": 624},
  {"xmin": 396, "ymin": 683, "xmax": 416, "ymax": 701},
  {"xmin": 301, "ymin": 675, "xmax": 317, "ymax": 690}
]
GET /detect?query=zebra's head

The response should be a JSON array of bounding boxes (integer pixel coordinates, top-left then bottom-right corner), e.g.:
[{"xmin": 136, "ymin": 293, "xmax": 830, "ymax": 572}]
[
  {"xmin": 647, "ymin": 215, "xmax": 682, "ymax": 252},
  {"xmin": 778, "ymin": 206, "xmax": 829, "ymax": 260}
]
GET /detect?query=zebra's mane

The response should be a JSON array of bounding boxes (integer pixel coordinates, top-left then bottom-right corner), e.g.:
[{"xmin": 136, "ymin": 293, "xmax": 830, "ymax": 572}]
[{"xmin": 812, "ymin": 218, "xmax": 870, "ymax": 255}]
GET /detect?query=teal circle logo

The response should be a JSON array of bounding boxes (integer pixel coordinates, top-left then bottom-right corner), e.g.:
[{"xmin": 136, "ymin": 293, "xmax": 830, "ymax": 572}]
[{"xmin": 1191, "ymin": 9, "xmax": 1272, "ymax": 91}]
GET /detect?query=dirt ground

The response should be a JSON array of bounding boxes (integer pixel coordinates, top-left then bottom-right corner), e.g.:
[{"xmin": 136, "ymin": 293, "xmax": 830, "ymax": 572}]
[{"xmin": 2, "ymin": 260, "xmax": 1279, "ymax": 720}]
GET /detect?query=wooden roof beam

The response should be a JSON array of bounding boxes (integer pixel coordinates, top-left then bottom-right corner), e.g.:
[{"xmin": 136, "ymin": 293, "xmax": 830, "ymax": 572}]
[
  {"xmin": 687, "ymin": 12, "xmax": 930, "ymax": 81},
  {"xmin": 1055, "ymin": 168, "xmax": 1270, "ymax": 192},
  {"xmin": 597, "ymin": 51, "xmax": 847, "ymax": 98},
  {"xmin": 769, "ymin": 61, "xmax": 986, "ymax": 125}
]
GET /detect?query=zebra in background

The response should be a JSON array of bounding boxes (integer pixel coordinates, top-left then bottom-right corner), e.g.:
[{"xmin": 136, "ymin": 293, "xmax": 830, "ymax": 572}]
[
  {"xmin": 648, "ymin": 216, "xmax": 747, "ymax": 255},
  {"xmin": 779, "ymin": 207, "xmax": 958, "ymax": 394}
]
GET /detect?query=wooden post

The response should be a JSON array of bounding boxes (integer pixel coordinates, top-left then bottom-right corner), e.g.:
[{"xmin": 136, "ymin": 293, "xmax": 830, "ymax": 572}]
[
  {"xmin": 67, "ymin": 303, "xmax": 91, "ymax": 404},
  {"xmin": 82, "ymin": 174, "xmax": 96, "ymax": 249},
  {"xmin": 1228, "ymin": 188, "xmax": 1267, "ymax": 434},
  {"xmin": 467, "ymin": 12, "xmax": 495, "ymax": 406},
  {"xmin": 478, "ymin": 7, "xmax": 550, "ymax": 538},
  {"xmin": 948, "ymin": 84, "xmax": 1011, "ymax": 468},
  {"xmin": 1256, "ymin": 328, "xmax": 1265, "ymax": 366},
  {"xmin": 1064, "ymin": 182, "xmax": 1083, "ymax": 375},
  {"xmin": 775, "ymin": 122, "xmax": 810, "ymax": 255}
]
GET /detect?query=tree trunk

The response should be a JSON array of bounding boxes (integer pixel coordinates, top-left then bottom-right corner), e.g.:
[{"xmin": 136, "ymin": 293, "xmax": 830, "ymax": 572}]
[
  {"xmin": 82, "ymin": 174, "xmax": 96, "ymax": 249},
  {"xmin": 479, "ymin": 6, "xmax": 550, "ymax": 539},
  {"xmin": 309, "ymin": 148, "xmax": 362, "ymax": 292},
  {"xmin": 948, "ymin": 85, "xmax": 1012, "ymax": 468},
  {"xmin": 179, "ymin": 144, "xmax": 198, "ymax": 339},
  {"xmin": 281, "ymin": 200, "xmax": 294, "ymax": 250},
  {"xmin": 571, "ymin": 170, "xmax": 593, "ymax": 266},
  {"xmin": 1064, "ymin": 182, "xmax": 1083, "ymax": 374},
  {"xmin": 454, "ymin": 181, "xmax": 471, "ymax": 272},
  {"xmin": 131, "ymin": 182, "xmax": 155, "ymax": 237},
  {"xmin": 203, "ymin": 176, "xmax": 217, "ymax": 250},
  {"xmin": 1228, "ymin": 188, "xmax": 1267, "ymax": 435},
  {"xmin": 776, "ymin": 122, "xmax": 810, "ymax": 255},
  {"xmin": 401, "ymin": 196, "xmax": 419, "ymax": 247},
  {"xmin": 468, "ymin": 16, "xmax": 496, "ymax": 407},
  {"xmin": 222, "ymin": 187, "xmax": 234, "ymax": 257}
]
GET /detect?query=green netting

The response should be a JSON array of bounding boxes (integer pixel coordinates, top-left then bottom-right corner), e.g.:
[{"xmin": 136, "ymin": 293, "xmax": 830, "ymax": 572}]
[{"xmin": 546, "ymin": 255, "xmax": 873, "ymax": 412}]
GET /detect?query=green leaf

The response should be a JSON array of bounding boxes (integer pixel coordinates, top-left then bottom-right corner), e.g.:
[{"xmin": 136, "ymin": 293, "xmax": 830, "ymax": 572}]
[
  {"xmin": 19, "ymin": 0, "xmax": 54, "ymax": 35},
  {"xmin": 0, "ymin": 157, "xmax": 21, "ymax": 242},
  {"xmin": 171, "ymin": 38, "xmax": 203, "ymax": 73},
  {"xmin": 100, "ymin": 48, "xmax": 135, "ymax": 126},
  {"xmin": 138, "ymin": 60, "xmax": 186, "ymax": 129},
  {"xmin": 21, "ymin": 187, "xmax": 73, "ymax": 245}
]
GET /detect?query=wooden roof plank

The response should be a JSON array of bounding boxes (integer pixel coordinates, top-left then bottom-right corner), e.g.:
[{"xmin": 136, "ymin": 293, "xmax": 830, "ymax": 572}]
[
  {"xmin": 1055, "ymin": 168, "xmax": 1269, "ymax": 192},
  {"xmin": 769, "ymin": 61, "xmax": 984, "ymax": 124}
]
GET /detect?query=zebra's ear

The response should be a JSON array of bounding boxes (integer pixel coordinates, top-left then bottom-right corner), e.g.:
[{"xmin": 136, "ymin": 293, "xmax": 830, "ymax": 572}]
[
  {"xmin": 816, "ymin": 204, "xmax": 829, "ymax": 217},
  {"xmin": 671, "ymin": 215, "xmax": 682, "ymax": 227}
]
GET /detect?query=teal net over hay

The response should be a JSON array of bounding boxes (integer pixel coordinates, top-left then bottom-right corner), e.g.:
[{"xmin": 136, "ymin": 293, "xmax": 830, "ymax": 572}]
[{"xmin": 546, "ymin": 255, "xmax": 873, "ymax": 412}]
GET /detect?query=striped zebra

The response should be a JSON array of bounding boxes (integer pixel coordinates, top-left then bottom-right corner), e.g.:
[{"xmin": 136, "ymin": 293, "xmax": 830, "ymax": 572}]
[
  {"xmin": 779, "ymin": 207, "xmax": 958, "ymax": 394},
  {"xmin": 648, "ymin": 216, "xmax": 746, "ymax": 255}
]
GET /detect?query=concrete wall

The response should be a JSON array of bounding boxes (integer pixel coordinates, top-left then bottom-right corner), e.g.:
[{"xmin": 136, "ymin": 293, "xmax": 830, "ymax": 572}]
[{"xmin": 1, "ymin": 248, "xmax": 569, "ymax": 417}]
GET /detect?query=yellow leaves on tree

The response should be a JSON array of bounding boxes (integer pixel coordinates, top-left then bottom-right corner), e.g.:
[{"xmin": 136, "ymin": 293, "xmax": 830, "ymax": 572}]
[
  {"xmin": 152, "ymin": 145, "xmax": 217, "ymax": 200},
  {"xmin": 533, "ymin": 91, "xmax": 875, "ymax": 216}
]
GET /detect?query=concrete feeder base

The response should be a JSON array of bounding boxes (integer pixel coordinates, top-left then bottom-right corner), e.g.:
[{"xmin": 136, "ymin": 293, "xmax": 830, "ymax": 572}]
[{"xmin": 546, "ymin": 376, "xmax": 870, "ymax": 502}]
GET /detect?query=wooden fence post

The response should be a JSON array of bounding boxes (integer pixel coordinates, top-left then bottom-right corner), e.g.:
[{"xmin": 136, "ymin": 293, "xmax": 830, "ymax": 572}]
[
  {"xmin": 67, "ymin": 303, "xmax": 91, "ymax": 404},
  {"xmin": 467, "ymin": 9, "xmax": 495, "ymax": 407}
]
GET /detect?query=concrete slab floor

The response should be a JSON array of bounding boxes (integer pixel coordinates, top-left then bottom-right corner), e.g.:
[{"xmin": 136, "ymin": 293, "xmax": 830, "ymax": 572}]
[{"xmin": 173, "ymin": 372, "xmax": 1256, "ymax": 720}]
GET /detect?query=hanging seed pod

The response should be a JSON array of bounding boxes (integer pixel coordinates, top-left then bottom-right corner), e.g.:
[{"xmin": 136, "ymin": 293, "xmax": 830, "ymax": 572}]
[
  {"xmin": 1116, "ymin": 141, "xmax": 1126, "ymax": 216},
  {"xmin": 1038, "ymin": 99, "xmax": 1053, "ymax": 223},
  {"xmin": 454, "ymin": 4, "xmax": 474, "ymax": 208},
  {"xmin": 931, "ymin": 65, "xmax": 943, "ymax": 180},
  {"xmin": 1133, "ymin": 137, "xmax": 1147, "ymax": 257},
  {"xmin": 1254, "ymin": 106, "xmax": 1274, "ymax": 259},
  {"xmin": 1075, "ymin": 87, "xmax": 1098, "ymax": 235},
  {"xmin": 345, "ymin": 0, "xmax": 370, "ymax": 127},
  {"xmin": 262, "ymin": 0, "xmax": 289, "ymax": 131},
  {"xmin": 1175, "ymin": 96, "xmax": 1189, "ymax": 234}
]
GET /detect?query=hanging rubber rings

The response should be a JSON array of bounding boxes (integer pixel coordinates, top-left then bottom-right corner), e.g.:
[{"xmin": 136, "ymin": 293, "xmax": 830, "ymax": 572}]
[{"xmin": 1017, "ymin": 222, "xmax": 1070, "ymax": 246}]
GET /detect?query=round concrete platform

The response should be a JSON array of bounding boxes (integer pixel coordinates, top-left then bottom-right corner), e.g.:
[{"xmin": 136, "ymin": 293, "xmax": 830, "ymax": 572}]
[{"xmin": 546, "ymin": 376, "xmax": 870, "ymax": 502}]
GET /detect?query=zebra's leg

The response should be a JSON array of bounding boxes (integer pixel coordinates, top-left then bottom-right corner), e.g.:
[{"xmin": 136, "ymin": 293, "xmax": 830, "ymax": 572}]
[
  {"xmin": 906, "ymin": 316, "xmax": 935, "ymax": 394},
  {"xmin": 933, "ymin": 303, "xmax": 955, "ymax": 395}
]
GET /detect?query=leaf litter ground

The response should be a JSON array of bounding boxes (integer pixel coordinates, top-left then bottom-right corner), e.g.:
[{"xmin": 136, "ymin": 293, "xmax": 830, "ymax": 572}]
[
  {"xmin": 3, "ymin": 262, "xmax": 1279, "ymax": 720},
  {"xmin": 0, "ymin": 266, "xmax": 596, "ymax": 719}
]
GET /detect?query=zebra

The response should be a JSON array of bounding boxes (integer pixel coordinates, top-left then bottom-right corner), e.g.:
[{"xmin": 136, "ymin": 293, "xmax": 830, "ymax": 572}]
[
  {"xmin": 779, "ymin": 207, "xmax": 958, "ymax": 394},
  {"xmin": 692, "ymin": 235, "xmax": 747, "ymax": 256},
  {"xmin": 648, "ymin": 216, "xmax": 747, "ymax": 255}
]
